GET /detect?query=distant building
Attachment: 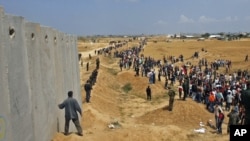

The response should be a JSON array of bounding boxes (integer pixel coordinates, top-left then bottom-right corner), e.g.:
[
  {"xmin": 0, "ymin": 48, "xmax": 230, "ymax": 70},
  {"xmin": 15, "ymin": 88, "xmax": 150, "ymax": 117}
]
[
  {"xmin": 209, "ymin": 35, "xmax": 222, "ymax": 39},
  {"xmin": 185, "ymin": 35, "xmax": 194, "ymax": 38},
  {"xmin": 197, "ymin": 38, "xmax": 205, "ymax": 41},
  {"xmin": 166, "ymin": 34, "xmax": 174, "ymax": 38}
]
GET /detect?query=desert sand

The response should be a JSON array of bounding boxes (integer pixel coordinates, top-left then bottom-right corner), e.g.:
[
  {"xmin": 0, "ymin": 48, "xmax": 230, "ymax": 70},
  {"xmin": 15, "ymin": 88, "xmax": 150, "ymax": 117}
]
[{"xmin": 52, "ymin": 37, "xmax": 250, "ymax": 141}]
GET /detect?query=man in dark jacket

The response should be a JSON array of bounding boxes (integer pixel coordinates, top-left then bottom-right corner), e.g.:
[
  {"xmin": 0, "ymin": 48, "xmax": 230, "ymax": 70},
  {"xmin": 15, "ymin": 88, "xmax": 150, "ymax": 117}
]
[
  {"xmin": 96, "ymin": 57, "xmax": 100, "ymax": 69},
  {"xmin": 58, "ymin": 91, "xmax": 83, "ymax": 136},
  {"xmin": 84, "ymin": 80, "xmax": 92, "ymax": 103},
  {"xmin": 182, "ymin": 75, "xmax": 189, "ymax": 101},
  {"xmin": 146, "ymin": 85, "xmax": 152, "ymax": 100}
]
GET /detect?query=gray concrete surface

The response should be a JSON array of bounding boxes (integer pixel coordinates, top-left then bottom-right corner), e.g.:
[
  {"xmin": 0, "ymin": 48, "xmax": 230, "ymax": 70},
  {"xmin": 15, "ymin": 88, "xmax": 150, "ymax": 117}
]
[
  {"xmin": 0, "ymin": 6, "xmax": 81, "ymax": 141},
  {"xmin": 0, "ymin": 6, "xmax": 13, "ymax": 141}
]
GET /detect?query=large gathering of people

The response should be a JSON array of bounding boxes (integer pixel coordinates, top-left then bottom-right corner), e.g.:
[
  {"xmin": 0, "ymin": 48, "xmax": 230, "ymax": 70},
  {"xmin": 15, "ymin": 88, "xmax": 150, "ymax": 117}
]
[{"xmin": 80, "ymin": 38, "xmax": 250, "ymax": 136}]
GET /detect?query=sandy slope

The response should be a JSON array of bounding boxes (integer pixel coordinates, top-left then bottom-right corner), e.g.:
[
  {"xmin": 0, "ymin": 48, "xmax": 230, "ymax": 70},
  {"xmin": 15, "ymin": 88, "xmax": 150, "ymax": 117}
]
[{"xmin": 52, "ymin": 39, "xmax": 250, "ymax": 141}]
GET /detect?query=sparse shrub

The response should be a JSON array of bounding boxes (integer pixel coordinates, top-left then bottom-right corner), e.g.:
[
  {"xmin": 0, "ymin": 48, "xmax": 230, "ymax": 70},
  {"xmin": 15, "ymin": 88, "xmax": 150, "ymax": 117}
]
[
  {"xmin": 107, "ymin": 68, "xmax": 118, "ymax": 75},
  {"xmin": 122, "ymin": 83, "xmax": 132, "ymax": 93}
]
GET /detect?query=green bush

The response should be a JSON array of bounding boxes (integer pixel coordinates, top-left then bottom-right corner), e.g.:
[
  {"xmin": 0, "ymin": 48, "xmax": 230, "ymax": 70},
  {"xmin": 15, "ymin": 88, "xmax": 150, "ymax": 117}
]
[{"xmin": 122, "ymin": 83, "xmax": 132, "ymax": 93}]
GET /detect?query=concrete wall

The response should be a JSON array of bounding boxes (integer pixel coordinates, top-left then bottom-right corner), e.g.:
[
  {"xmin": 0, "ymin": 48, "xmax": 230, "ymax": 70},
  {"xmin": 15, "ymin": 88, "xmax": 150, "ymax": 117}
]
[
  {"xmin": 0, "ymin": 6, "xmax": 81, "ymax": 141},
  {"xmin": 0, "ymin": 7, "xmax": 13, "ymax": 141}
]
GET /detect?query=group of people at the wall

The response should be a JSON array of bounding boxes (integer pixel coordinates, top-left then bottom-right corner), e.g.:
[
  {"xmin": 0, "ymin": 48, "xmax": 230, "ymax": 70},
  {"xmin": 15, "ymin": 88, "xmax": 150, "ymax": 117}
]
[
  {"xmin": 83, "ymin": 68, "xmax": 98, "ymax": 103},
  {"xmin": 58, "ymin": 46, "xmax": 106, "ymax": 136},
  {"xmin": 82, "ymin": 41, "xmax": 130, "ymax": 103}
]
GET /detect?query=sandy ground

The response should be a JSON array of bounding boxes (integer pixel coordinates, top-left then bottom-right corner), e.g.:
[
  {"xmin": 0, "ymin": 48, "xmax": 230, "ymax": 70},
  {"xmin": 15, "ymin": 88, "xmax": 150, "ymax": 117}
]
[{"xmin": 52, "ymin": 38, "xmax": 250, "ymax": 141}]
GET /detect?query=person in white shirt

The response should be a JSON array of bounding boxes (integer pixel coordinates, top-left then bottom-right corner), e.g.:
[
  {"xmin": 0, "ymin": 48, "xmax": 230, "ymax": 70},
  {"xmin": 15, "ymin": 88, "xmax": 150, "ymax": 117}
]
[
  {"xmin": 226, "ymin": 90, "xmax": 234, "ymax": 111},
  {"xmin": 214, "ymin": 103, "xmax": 223, "ymax": 131}
]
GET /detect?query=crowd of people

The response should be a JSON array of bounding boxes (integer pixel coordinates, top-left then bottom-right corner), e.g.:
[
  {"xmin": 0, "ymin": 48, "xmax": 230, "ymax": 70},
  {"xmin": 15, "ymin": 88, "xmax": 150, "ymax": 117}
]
[
  {"xmin": 112, "ymin": 39, "xmax": 250, "ymax": 135},
  {"xmin": 77, "ymin": 39, "xmax": 250, "ymax": 136}
]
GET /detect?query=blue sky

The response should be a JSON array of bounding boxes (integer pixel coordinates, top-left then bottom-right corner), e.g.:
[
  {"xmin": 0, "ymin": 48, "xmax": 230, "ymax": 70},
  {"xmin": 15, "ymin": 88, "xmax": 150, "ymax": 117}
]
[{"xmin": 1, "ymin": 0, "xmax": 250, "ymax": 36}]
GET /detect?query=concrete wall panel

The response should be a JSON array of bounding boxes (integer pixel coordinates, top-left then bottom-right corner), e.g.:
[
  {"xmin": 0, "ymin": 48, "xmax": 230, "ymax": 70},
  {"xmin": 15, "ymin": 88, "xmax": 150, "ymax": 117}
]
[
  {"xmin": 25, "ymin": 22, "xmax": 49, "ymax": 141},
  {"xmin": 55, "ymin": 32, "xmax": 67, "ymax": 132},
  {"xmin": 64, "ymin": 35, "xmax": 73, "ymax": 92},
  {"xmin": 70, "ymin": 35, "xmax": 82, "ymax": 104},
  {"xmin": 4, "ymin": 14, "xmax": 34, "ymax": 141},
  {"xmin": 0, "ymin": 7, "xmax": 13, "ymax": 141},
  {"xmin": 46, "ymin": 27, "xmax": 58, "ymax": 137},
  {"xmin": 60, "ymin": 33, "xmax": 67, "ymax": 93},
  {"xmin": 39, "ymin": 26, "xmax": 57, "ymax": 137}
]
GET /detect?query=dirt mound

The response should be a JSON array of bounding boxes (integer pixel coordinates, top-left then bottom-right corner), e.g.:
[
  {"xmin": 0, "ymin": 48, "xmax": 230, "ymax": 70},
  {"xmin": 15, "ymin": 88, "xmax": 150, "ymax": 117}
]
[{"xmin": 136, "ymin": 99, "xmax": 213, "ymax": 128}]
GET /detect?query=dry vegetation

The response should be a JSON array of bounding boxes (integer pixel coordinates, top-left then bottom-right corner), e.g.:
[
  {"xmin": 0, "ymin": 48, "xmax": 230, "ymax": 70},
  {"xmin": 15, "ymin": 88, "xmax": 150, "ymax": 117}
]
[{"xmin": 52, "ymin": 36, "xmax": 250, "ymax": 141}]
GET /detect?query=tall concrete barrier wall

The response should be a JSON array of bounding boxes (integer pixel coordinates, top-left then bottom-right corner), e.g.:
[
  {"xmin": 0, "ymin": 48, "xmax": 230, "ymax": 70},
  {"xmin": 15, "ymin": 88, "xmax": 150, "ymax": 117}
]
[
  {"xmin": 0, "ymin": 6, "xmax": 81, "ymax": 141},
  {"xmin": 0, "ymin": 7, "xmax": 13, "ymax": 141}
]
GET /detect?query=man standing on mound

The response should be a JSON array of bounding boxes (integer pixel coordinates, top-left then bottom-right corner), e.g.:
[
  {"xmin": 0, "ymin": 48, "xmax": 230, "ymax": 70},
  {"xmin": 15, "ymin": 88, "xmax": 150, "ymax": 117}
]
[
  {"xmin": 146, "ymin": 85, "xmax": 152, "ymax": 100},
  {"xmin": 168, "ymin": 86, "xmax": 176, "ymax": 111},
  {"xmin": 58, "ymin": 91, "xmax": 83, "ymax": 136}
]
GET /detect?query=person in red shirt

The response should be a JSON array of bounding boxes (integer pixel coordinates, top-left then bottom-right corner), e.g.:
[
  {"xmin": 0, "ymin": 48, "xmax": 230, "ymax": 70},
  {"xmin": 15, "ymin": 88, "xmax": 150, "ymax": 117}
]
[{"xmin": 217, "ymin": 109, "xmax": 224, "ymax": 134}]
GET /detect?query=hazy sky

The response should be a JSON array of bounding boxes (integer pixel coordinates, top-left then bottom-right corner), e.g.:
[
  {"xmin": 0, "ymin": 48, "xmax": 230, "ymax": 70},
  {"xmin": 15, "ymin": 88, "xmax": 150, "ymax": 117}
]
[{"xmin": 1, "ymin": 0, "xmax": 250, "ymax": 36}]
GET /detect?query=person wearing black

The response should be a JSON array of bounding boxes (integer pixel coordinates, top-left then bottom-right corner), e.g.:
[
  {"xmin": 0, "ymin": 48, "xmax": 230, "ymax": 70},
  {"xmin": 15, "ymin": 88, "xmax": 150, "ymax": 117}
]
[
  {"xmin": 158, "ymin": 69, "xmax": 161, "ymax": 81},
  {"xmin": 89, "ymin": 53, "xmax": 92, "ymax": 59},
  {"xmin": 245, "ymin": 54, "xmax": 248, "ymax": 62},
  {"xmin": 119, "ymin": 60, "xmax": 123, "ymax": 71},
  {"xmin": 152, "ymin": 71, "xmax": 156, "ymax": 84},
  {"xmin": 135, "ymin": 66, "xmax": 139, "ymax": 76},
  {"xmin": 182, "ymin": 75, "xmax": 190, "ymax": 100},
  {"xmin": 146, "ymin": 85, "xmax": 152, "ymax": 101},
  {"xmin": 91, "ymin": 69, "xmax": 98, "ymax": 85},
  {"xmin": 86, "ymin": 62, "xmax": 89, "ymax": 71},
  {"xmin": 96, "ymin": 57, "xmax": 100, "ymax": 69},
  {"xmin": 84, "ymin": 80, "xmax": 92, "ymax": 103}
]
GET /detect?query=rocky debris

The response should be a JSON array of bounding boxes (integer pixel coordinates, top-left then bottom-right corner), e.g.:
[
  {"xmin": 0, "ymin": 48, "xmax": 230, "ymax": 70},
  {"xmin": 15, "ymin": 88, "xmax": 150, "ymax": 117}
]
[{"xmin": 108, "ymin": 121, "xmax": 122, "ymax": 129}]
